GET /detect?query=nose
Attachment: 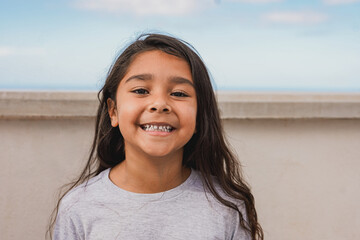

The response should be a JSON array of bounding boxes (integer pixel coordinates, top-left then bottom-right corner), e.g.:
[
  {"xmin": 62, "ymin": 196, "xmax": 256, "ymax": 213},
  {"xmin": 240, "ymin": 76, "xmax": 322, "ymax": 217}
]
[
  {"xmin": 149, "ymin": 105, "xmax": 170, "ymax": 113},
  {"xmin": 148, "ymin": 95, "xmax": 171, "ymax": 113}
]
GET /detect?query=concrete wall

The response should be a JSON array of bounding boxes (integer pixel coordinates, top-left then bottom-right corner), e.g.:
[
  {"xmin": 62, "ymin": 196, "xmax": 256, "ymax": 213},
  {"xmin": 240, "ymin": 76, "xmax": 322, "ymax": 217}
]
[{"xmin": 1, "ymin": 91, "xmax": 359, "ymax": 240}]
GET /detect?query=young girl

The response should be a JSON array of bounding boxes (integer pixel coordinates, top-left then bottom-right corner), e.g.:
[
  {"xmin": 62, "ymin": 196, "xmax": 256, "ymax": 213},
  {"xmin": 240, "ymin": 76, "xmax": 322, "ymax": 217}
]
[{"xmin": 49, "ymin": 33, "xmax": 263, "ymax": 240}]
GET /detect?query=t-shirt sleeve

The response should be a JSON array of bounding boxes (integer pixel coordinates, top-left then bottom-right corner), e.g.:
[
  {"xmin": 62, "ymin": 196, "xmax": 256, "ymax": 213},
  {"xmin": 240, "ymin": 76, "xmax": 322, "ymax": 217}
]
[
  {"xmin": 230, "ymin": 203, "xmax": 252, "ymax": 240},
  {"xmin": 53, "ymin": 203, "xmax": 83, "ymax": 240}
]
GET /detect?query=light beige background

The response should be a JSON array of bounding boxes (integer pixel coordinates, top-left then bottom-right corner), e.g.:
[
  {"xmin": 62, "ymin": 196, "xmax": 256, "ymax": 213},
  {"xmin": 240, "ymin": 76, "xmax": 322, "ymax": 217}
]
[{"xmin": 1, "ymin": 91, "xmax": 359, "ymax": 240}]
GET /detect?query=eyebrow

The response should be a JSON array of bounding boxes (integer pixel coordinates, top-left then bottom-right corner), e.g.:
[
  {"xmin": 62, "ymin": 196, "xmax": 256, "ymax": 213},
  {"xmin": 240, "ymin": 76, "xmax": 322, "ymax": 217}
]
[{"xmin": 124, "ymin": 74, "xmax": 194, "ymax": 87}]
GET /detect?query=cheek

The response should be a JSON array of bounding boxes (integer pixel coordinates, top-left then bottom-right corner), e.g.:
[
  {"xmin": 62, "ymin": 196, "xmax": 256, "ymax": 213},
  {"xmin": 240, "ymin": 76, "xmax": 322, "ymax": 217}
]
[
  {"xmin": 117, "ymin": 102, "xmax": 141, "ymax": 126},
  {"xmin": 191, "ymin": 101, "xmax": 198, "ymax": 125},
  {"xmin": 182, "ymin": 105, "xmax": 197, "ymax": 131}
]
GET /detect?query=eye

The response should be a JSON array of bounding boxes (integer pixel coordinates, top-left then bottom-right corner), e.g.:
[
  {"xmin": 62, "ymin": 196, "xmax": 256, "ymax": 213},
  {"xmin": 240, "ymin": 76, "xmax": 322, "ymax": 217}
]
[
  {"xmin": 132, "ymin": 88, "xmax": 149, "ymax": 95},
  {"xmin": 171, "ymin": 91, "xmax": 189, "ymax": 97}
]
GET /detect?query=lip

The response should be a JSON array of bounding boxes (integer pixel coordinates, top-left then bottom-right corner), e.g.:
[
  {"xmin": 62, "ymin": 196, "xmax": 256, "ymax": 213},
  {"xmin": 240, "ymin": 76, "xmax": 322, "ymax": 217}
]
[{"xmin": 140, "ymin": 122, "xmax": 175, "ymax": 128}]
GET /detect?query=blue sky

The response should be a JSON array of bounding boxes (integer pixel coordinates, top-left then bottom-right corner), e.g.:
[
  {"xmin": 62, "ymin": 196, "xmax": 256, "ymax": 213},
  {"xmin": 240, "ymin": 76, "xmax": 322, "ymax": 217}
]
[{"xmin": 0, "ymin": 0, "xmax": 359, "ymax": 92}]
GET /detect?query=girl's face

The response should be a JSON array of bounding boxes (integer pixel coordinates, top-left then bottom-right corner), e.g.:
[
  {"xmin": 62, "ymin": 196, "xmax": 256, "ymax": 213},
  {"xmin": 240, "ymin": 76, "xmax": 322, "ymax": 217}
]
[{"xmin": 108, "ymin": 50, "xmax": 197, "ymax": 161}]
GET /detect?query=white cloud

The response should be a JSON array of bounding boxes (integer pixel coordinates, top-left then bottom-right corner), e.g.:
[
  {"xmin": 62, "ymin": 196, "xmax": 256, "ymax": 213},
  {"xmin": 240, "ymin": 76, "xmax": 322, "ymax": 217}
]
[
  {"xmin": 0, "ymin": 47, "xmax": 46, "ymax": 57},
  {"xmin": 0, "ymin": 47, "xmax": 13, "ymax": 57},
  {"xmin": 73, "ymin": 0, "xmax": 213, "ymax": 16},
  {"xmin": 263, "ymin": 11, "xmax": 328, "ymax": 24},
  {"xmin": 323, "ymin": 0, "xmax": 360, "ymax": 5},
  {"xmin": 224, "ymin": 0, "xmax": 283, "ymax": 3}
]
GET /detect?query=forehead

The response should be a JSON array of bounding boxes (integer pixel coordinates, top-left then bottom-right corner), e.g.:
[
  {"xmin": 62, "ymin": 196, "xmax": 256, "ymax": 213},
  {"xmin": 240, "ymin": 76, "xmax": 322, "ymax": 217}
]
[{"xmin": 123, "ymin": 50, "xmax": 193, "ymax": 83}]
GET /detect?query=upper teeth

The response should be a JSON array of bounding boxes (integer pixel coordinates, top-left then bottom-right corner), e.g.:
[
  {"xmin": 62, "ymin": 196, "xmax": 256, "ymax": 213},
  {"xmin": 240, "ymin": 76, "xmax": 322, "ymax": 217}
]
[{"xmin": 142, "ymin": 124, "xmax": 172, "ymax": 132}]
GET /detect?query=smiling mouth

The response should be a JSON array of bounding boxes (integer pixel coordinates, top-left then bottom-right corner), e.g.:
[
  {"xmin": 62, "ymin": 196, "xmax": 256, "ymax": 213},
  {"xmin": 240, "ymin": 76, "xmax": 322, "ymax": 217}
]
[{"xmin": 140, "ymin": 124, "xmax": 175, "ymax": 132}]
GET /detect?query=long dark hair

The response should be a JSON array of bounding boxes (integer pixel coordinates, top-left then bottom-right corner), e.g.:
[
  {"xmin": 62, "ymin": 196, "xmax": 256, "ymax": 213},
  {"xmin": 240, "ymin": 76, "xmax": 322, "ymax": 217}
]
[{"xmin": 47, "ymin": 33, "xmax": 263, "ymax": 239}]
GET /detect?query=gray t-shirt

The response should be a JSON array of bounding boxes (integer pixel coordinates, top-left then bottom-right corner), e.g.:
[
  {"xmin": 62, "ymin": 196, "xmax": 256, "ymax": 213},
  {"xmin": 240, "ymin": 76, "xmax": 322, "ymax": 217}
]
[{"xmin": 54, "ymin": 168, "xmax": 250, "ymax": 240}]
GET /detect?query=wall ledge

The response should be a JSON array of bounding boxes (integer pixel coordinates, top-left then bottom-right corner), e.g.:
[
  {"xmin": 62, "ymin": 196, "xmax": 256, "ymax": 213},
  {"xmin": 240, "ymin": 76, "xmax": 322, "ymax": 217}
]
[{"xmin": 1, "ymin": 91, "xmax": 359, "ymax": 119}]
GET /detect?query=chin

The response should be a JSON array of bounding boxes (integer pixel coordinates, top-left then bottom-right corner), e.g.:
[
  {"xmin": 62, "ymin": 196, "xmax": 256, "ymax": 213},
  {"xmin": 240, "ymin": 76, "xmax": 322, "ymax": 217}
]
[
  {"xmin": 145, "ymin": 151, "xmax": 173, "ymax": 159},
  {"xmin": 143, "ymin": 148, "xmax": 182, "ymax": 159}
]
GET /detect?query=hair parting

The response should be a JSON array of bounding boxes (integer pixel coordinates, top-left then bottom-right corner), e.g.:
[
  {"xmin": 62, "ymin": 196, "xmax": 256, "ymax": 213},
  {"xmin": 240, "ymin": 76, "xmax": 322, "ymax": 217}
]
[{"xmin": 47, "ymin": 33, "xmax": 263, "ymax": 240}]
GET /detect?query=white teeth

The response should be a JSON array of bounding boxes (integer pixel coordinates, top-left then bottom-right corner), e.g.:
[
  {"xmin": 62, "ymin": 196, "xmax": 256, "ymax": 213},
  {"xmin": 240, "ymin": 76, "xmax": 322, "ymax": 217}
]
[{"xmin": 142, "ymin": 124, "xmax": 173, "ymax": 132}]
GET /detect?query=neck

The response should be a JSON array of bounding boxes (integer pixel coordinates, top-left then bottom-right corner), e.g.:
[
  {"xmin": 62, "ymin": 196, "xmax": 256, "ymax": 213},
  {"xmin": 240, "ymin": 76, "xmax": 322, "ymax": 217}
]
[{"xmin": 109, "ymin": 150, "xmax": 191, "ymax": 193}]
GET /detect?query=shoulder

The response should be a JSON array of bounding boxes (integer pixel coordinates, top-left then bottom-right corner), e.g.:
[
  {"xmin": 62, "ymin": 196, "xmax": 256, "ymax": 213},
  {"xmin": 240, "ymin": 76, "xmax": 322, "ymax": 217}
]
[
  {"xmin": 188, "ymin": 170, "xmax": 251, "ymax": 239},
  {"xmin": 54, "ymin": 169, "xmax": 111, "ymax": 238},
  {"xmin": 189, "ymin": 169, "xmax": 247, "ymax": 217},
  {"xmin": 58, "ymin": 169, "xmax": 109, "ymax": 214},
  {"xmin": 191, "ymin": 170, "xmax": 245, "ymax": 202}
]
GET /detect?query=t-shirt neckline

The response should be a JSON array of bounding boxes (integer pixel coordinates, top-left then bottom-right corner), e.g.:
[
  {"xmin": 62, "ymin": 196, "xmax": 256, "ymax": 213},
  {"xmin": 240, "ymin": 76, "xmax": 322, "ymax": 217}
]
[{"xmin": 101, "ymin": 168, "xmax": 197, "ymax": 202}]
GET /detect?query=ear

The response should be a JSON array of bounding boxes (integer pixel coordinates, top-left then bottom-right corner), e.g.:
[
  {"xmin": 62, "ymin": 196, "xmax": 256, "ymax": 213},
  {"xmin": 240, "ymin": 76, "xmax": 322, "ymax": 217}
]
[{"xmin": 107, "ymin": 98, "xmax": 119, "ymax": 127}]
